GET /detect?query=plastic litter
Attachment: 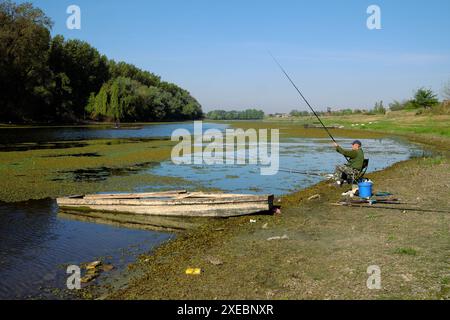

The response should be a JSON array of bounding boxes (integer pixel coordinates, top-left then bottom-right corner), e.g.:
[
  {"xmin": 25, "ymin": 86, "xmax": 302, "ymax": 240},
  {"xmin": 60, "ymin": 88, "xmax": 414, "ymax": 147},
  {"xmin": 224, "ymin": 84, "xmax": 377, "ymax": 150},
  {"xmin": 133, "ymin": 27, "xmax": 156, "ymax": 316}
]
[
  {"xmin": 267, "ymin": 234, "xmax": 289, "ymax": 241},
  {"xmin": 185, "ymin": 268, "xmax": 202, "ymax": 275}
]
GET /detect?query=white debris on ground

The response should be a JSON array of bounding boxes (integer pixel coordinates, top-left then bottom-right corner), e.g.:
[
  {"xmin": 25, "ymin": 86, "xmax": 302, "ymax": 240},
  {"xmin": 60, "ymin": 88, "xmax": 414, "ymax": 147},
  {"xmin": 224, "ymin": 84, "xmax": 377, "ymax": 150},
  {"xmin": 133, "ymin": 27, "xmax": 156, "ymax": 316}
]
[{"xmin": 267, "ymin": 235, "xmax": 289, "ymax": 241}]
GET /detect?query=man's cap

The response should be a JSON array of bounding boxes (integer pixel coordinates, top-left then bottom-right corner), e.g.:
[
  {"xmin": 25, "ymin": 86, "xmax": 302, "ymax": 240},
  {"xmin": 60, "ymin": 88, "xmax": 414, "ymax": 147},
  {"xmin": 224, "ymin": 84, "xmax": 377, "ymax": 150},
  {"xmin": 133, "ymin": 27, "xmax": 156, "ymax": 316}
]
[{"xmin": 352, "ymin": 140, "xmax": 362, "ymax": 146}]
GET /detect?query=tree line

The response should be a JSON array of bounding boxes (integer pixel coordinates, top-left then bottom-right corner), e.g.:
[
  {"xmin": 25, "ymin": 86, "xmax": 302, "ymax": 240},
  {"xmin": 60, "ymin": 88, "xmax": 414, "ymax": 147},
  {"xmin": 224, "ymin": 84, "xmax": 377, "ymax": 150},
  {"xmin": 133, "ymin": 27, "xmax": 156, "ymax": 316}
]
[
  {"xmin": 289, "ymin": 87, "xmax": 449, "ymax": 117},
  {"xmin": 0, "ymin": 1, "xmax": 203, "ymax": 123},
  {"xmin": 205, "ymin": 109, "xmax": 265, "ymax": 120}
]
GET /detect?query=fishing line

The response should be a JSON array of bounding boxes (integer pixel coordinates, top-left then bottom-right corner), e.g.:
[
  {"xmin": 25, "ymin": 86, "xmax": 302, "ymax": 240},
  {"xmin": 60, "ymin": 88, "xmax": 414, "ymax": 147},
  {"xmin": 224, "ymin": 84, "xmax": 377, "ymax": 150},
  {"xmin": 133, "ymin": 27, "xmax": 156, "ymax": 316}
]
[{"xmin": 278, "ymin": 168, "xmax": 331, "ymax": 177}]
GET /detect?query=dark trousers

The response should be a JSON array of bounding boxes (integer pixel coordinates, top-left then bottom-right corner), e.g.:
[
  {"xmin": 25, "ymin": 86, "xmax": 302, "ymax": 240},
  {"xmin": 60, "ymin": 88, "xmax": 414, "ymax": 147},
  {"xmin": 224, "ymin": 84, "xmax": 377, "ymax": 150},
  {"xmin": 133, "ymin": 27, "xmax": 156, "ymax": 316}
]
[{"xmin": 334, "ymin": 164, "xmax": 359, "ymax": 183}]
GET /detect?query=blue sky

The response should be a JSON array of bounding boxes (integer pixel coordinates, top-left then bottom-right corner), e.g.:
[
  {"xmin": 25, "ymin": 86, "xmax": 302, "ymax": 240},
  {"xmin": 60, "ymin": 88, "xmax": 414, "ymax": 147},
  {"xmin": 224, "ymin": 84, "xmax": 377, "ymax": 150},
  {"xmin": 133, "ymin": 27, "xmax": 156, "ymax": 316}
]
[{"xmin": 25, "ymin": 0, "xmax": 450, "ymax": 112}]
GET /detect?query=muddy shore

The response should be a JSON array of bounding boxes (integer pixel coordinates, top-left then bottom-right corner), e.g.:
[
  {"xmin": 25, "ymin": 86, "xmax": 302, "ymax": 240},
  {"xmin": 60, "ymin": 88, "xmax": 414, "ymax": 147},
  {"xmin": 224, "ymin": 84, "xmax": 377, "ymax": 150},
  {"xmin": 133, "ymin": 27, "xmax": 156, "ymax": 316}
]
[{"xmin": 100, "ymin": 134, "xmax": 450, "ymax": 300}]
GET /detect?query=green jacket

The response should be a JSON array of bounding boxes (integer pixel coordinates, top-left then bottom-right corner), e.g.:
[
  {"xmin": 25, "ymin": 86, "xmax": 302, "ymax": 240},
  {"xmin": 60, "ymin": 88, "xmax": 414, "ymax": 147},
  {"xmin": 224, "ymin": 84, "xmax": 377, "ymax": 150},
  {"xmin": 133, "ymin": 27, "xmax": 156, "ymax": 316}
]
[{"xmin": 336, "ymin": 146, "xmax": 364, "ymax": 170}]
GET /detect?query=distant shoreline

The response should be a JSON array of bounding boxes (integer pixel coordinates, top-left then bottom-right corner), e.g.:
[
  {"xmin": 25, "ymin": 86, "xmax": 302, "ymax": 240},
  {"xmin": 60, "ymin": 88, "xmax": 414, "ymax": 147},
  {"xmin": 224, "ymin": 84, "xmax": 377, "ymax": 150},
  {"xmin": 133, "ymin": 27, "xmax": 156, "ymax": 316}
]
[{"xmin": 0, "ymin": 120, "xmax": 202, "ymax": 129}]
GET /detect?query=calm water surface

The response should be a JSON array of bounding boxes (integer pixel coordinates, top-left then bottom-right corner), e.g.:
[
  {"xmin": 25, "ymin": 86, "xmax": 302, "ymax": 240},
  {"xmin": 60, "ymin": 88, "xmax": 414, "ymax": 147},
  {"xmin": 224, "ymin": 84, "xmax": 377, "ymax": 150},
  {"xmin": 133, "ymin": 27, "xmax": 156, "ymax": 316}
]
[
  {"xmin": 0, "ymin": 122, "xmax": 228, "ymax": 145},
  {"xmin": 0, "ymin": 199, "xmax": 172, "ymax": 299},
  {"xmin": 151, "ymin": 137, "xmax": 424, "ymax": 195}
]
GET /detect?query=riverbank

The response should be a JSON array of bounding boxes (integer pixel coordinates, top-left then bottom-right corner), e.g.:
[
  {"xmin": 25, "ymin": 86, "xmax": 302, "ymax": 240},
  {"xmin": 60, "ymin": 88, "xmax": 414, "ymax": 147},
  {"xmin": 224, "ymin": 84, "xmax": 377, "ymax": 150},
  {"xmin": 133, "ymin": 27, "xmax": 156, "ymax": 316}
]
[
  {"xmin": 103, "ymin": 130, "xmax": 450, "ymax": 300},
  {"xmin": 265, "ymin": 111, "xmax": 450, "ymax": 139}
]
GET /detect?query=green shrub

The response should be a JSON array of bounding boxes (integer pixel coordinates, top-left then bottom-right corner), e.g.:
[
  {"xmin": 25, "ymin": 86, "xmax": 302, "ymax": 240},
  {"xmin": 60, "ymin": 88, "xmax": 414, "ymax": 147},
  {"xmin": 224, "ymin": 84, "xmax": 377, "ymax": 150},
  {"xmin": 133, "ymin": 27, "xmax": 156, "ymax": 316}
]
[{"xmin": 394, "ymin": 247, "xmax": 417, "ymax": 256}]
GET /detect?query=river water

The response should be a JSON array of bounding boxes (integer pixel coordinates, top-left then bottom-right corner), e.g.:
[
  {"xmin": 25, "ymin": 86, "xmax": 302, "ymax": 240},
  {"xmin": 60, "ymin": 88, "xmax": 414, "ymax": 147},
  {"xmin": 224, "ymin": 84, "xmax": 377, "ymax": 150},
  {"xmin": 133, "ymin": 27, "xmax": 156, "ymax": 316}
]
[
  {"xmin": 0, "ymin": 122, "xmax": 424, "ymax": 299},
  {"xmin": 153, "ymin": 136, "xmax": 424, "ymax": 195}
]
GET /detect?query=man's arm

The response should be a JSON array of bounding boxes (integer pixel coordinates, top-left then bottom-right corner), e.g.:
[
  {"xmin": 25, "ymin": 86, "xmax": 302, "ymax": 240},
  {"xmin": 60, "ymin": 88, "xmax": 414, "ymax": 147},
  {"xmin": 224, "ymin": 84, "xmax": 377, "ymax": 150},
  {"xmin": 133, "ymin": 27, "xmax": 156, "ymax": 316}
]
[{"xmin": 336, "ymin": 146, "xmax": 357, "ymax": 159}]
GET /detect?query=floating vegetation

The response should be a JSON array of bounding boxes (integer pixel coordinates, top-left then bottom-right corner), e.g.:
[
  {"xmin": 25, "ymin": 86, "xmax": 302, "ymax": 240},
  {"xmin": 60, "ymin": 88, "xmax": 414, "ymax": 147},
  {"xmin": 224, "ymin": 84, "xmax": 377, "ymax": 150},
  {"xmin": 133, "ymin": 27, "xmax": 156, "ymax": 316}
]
[
  {"xmin": 57, "ymin": 162, "xmax": 159, "ymax": 182},
  {"xmin": 0, "ymin": 141, "xmax": 88, "ymax": 152},
  {"xmin": 0, "ymin": 137, "xmax": 179, "ymax": 202},
  {"xmin": 42, "ymin": 152, "xmax": 101, "ymax": 158}
]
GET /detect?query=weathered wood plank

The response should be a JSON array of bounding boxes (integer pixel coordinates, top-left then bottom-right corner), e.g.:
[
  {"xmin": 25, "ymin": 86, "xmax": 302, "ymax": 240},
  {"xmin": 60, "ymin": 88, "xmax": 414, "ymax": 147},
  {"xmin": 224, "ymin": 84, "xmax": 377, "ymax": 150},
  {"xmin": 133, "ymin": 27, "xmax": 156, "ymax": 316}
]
[
  {"xmin": 83, "ymin": 190, "xmax": 187, "ymax": 199},
  {"xmin": 59, "ymin": 203, "xmax": 270, "ymax": 217}
]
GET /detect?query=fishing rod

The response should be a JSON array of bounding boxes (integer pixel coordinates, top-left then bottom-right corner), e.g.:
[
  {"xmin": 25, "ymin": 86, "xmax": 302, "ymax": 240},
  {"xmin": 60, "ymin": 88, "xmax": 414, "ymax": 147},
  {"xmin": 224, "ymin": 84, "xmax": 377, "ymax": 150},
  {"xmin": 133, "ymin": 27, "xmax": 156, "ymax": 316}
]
[
  {"xmin": 269, "ymin": 52, "xmax": 337, "ymax": 144},
  {"xmin": 334, "ymin": 203, "xmax": 450, "ymax": 214}
]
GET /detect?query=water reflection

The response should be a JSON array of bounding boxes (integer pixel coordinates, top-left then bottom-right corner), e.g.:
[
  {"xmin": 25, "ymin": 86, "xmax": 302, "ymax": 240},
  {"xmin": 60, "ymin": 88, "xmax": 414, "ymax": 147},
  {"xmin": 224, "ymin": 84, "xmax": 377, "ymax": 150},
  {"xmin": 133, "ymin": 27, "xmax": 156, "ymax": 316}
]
[
  {"xmin": 0, "ymin": 199, "xmax": 172, "ymax": 299},
  {"xmin": 0, "ymin": 122, "xmax": 229, "ymax": 146}
]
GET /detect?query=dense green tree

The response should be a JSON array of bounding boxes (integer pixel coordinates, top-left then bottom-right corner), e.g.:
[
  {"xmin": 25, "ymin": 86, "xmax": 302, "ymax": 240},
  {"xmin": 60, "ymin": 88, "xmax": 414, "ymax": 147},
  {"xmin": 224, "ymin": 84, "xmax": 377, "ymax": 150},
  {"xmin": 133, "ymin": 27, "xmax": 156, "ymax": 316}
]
[
  {"xmin": 109, "ymin": 80, "xmax": 121, "ymax": 121},
  {"xmin": 0, "ymin": 1, "xmax": 203, "ymax": 123},
  {"xmin": 85, "ymin": 75, "xmax": 202, "ymax": 122},
  {"xmin": 412, "ymin": 88, "xmax": 439, "ymax": 109},
  {"xmin": 109, "ymin": 60, "xmax": 160, "ymax": 87},
  {"xmin": 48, "ymin": 35, "xmax": 110, "ymax": 119},
  {"xmin": 77, "ymin": 57, "xmax": 202, "ymax": 122},
  {"xmin": 0, "ymin": 0, "xmax": 53, "ymax": 121},
  {"xmin": 140, "ymin": 86, "xmax": 169, "ymax": 120}
]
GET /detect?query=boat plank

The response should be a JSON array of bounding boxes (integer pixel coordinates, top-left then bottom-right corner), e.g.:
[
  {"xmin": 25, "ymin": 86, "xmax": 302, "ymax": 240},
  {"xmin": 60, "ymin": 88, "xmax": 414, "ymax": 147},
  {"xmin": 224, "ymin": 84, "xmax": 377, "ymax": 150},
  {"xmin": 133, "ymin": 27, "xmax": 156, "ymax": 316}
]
[
  {"xmin": 59, "ymin": 202, "xmax": 270, "ymax": 217},
  {"xmin": 84, "ymin": 190, "xmax": 187, "ymax": 199}
]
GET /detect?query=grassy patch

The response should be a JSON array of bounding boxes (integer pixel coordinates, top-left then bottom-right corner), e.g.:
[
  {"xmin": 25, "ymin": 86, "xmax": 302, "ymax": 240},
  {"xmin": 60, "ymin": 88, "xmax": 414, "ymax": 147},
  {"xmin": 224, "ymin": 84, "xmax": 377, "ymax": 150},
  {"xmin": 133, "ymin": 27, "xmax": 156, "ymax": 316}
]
[
  {"xmin": 422, "ymin": 156, "xmax": 446, "ymax": 166},
  {"xmin": 387, "ymin": 235, "xmax": 396, "ymax": 242},
  {"xmin": 320, "ymin": 112, "xmax": 450, "ymax": 138},
  {"xmin": 394, "ymin": 247, "xmax": 417, "ymax": 256}
]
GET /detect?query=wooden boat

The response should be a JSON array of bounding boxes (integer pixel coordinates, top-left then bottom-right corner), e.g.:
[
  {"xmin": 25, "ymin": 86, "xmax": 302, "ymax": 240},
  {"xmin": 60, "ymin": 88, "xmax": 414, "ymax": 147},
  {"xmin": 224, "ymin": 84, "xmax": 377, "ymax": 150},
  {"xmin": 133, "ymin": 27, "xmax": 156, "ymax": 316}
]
[{"xmin": 56, "ymin": 190, "xmax": 274, "ymax": 218}]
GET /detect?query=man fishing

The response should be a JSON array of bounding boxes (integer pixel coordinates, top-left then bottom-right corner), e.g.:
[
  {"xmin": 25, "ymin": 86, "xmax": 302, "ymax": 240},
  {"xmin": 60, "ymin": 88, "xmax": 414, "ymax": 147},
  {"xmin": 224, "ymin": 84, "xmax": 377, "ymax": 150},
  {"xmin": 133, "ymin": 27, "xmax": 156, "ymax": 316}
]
[
  {"xmin": 333, "ymin": 140, "xmax": 364, "ymax": 185},
  {"xmin": 269, "ymin": 53, "xmax": 366, "ymax": 185}
]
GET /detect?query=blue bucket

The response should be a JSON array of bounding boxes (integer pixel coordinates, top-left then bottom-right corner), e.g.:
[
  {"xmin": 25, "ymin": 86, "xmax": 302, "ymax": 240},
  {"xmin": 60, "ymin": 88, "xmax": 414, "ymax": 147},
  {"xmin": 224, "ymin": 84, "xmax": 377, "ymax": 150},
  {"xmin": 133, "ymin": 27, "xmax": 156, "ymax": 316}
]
[{"xmin": 358, "ymin": 181, "xmax": 373, "ymax": 198}]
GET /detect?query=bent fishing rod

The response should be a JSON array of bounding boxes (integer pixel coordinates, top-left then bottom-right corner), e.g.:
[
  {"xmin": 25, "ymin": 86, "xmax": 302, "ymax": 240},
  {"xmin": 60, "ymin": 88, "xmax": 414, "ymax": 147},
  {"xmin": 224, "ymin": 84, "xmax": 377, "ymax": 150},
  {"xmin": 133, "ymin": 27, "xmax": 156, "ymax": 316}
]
[
  {"xmin": 269, "ymin": 52, "xmax": 350, "ymax": 163},
  {"xmin": 269, "ymin": 52, "xmax": 337, "ymax": 144}
]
